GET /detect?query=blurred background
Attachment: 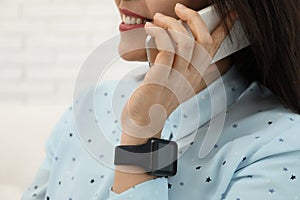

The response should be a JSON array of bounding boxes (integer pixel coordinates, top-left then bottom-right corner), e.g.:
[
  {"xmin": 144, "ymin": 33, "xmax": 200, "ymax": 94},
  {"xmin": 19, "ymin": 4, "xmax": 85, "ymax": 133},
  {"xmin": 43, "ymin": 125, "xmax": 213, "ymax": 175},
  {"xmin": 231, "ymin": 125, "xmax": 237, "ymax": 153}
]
[{"xmin": 0, "ymin": 0, "xmax": 121, "ymax": 199}]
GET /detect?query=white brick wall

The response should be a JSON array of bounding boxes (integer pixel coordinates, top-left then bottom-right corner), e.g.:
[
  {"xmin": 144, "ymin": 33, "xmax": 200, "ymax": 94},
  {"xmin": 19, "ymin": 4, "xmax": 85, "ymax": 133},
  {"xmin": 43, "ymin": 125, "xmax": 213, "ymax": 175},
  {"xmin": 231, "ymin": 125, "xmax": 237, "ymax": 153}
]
[{"xmin": 0, "ymin": 0, "xmax": 120, "ymax": 105}]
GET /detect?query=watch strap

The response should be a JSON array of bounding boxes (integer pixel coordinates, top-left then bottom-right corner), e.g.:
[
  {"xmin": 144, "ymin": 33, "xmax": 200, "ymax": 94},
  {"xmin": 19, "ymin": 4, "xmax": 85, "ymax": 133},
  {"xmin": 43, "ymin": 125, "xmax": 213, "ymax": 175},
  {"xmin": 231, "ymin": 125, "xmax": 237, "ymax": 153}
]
[
  {"xmin": 114, "ymin": 142, "xmax": 151, "ymax": 170},
  {"xmin": 114, "ymin": 138, "xmax": 178, "ymax": 177}
]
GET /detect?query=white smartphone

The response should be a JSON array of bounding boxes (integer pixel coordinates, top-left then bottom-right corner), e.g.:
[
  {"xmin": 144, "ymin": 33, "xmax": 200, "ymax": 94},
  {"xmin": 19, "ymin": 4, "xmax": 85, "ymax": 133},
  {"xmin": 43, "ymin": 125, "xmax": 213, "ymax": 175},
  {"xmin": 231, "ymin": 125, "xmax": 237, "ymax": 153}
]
[{"xmin": 145, "ymin": 5, "xmax": 250, "ymax": 65}]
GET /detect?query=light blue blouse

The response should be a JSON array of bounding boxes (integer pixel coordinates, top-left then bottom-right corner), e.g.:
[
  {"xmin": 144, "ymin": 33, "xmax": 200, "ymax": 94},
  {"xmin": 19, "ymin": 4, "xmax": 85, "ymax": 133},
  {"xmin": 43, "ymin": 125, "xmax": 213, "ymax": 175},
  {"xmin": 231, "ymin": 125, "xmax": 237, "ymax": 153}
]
[{"xmin": 22, "ymin": 65, "xmax": 300, "ymax": 200}]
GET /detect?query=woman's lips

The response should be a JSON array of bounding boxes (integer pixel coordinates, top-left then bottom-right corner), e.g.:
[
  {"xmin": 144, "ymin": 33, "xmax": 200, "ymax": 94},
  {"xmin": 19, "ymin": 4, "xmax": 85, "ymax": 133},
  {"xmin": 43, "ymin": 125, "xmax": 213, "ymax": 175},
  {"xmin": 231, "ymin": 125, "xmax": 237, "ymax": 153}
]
[
  {"xmin": 118, "ymin": 8, "xmax": 151, "ymax": 32},
  {"xmin": 119, "ymin": 23, "xmax": 145, "ymax": 32},
  {"xmin": 119, "ymin": 8, "xmax": 148, "ymax": 20}
]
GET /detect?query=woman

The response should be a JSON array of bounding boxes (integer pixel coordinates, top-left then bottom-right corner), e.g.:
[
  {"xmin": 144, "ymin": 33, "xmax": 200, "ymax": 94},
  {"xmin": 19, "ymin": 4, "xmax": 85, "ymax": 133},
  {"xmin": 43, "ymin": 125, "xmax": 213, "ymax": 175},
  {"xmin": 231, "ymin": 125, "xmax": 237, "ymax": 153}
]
[{"xmin": 22, "ymin": 0, "xmax": 300, "ymax": 199}]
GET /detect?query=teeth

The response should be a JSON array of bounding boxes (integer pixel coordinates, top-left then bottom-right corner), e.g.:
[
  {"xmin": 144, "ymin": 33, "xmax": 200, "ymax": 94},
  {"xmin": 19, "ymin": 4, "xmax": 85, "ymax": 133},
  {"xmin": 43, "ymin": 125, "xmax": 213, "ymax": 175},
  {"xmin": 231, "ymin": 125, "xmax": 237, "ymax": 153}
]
[
  {"xmin": 122, "ymin": 14, "xmax": 147, "ymax": 25},
  {"xmin": 130, "ymin": 17, "xmax": 136, "ymax": 24},
  {"xmin": 136, "ymin": 18, "xmax": 142, "ymax": 24},
  {"xmin": 125, "ymin": 16, "xmax": 131, "ymax": 24}
]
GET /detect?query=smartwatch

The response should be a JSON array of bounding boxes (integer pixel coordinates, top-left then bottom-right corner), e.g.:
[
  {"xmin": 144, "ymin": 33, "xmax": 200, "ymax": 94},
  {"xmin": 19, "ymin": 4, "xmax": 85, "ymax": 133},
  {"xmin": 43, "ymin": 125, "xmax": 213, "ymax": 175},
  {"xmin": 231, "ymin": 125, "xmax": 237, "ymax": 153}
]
[{"xmin": 114, "ymin": 138, "xmax": 178, "ymax": 177}]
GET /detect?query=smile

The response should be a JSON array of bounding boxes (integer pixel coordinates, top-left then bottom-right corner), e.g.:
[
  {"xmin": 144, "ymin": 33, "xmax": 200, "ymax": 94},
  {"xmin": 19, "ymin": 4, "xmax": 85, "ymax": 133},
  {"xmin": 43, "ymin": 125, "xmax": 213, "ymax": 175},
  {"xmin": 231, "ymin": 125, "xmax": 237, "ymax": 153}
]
[
  {"xmin": 119, "ymin": 8, "xmax": 152, "ymax": 32},
  {"xmin": 122, "ymin": 14, "xmax": 147, "ymax": 25}
]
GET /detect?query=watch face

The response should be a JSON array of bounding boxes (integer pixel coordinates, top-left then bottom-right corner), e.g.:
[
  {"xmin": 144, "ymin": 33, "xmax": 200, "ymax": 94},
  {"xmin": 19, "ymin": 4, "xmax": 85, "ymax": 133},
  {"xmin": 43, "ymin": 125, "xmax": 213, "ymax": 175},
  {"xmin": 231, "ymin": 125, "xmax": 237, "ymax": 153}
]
[{"xmin": 150, "ymin": 139, "xmax": 178, "ymax": 176}]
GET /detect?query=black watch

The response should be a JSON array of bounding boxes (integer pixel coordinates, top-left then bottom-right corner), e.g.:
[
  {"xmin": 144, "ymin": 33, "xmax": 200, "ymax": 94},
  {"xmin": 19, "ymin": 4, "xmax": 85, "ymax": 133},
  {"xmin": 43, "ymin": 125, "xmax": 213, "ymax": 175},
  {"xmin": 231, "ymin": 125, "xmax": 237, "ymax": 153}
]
[{"xmin": 114, "ymin": 138, "xmax": 178, "ymax": 177}]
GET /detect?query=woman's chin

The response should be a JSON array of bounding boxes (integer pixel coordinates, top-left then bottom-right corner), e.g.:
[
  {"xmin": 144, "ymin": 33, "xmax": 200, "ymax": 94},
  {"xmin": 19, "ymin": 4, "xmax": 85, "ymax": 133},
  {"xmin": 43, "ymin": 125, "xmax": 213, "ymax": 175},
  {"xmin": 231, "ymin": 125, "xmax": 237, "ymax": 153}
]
[
  {"xmin": 118, "ymin": 47, "xmax": 148, "ymax": 61},
  {"xmin": 118, "ymin": 28, "xmax": 148, "ymax": 62}
]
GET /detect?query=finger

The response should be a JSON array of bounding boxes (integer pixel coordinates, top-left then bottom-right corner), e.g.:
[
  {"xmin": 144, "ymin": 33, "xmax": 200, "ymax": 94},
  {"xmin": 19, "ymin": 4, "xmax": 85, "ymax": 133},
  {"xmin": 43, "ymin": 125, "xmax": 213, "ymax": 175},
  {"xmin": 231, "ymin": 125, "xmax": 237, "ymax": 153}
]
[
  {"xmin": 210, "ymin": 11, "xmax": 238, "ymax": 57},
  {"xmin": 153, "ymin": 12, "xmax": 189, "ymax": 36},
  {"xmin": 190, "ymin": 41, "xmax": 213, "ymax": 76},
  {"xmin": 175, "ymin": 3, "xmax": 213, "ymax": 50},
  {"xmin": 145, "ymin": 22, "xmax": 175, "ymax": 77},
  {"xmin": 153, "ymin": 12, "xmax": 195, "ymax": 71}
]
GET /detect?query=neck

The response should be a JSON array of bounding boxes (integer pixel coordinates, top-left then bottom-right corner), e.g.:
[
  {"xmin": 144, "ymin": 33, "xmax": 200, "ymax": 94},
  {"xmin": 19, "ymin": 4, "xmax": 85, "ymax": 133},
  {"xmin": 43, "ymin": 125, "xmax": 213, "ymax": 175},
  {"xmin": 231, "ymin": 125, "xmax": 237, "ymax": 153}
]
[{"xmin": 197, "ymin": 56, "xmax": 233, "ymax": 92}]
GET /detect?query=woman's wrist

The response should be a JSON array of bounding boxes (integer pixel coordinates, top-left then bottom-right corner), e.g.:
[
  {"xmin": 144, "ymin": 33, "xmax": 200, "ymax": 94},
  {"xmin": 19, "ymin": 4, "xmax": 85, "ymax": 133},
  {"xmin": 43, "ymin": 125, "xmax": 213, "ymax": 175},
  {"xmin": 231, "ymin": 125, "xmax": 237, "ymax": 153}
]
[
  {"xmin": 112, "ymin": 130, "xmax": 162, "ymax": 194},
  {"xmin": 120, "ymin": 126, "xmax": 162, "ymax": 145},
  {"xmin": 113, "ymin": 168, "xmax": 156, "ymax": 194}
]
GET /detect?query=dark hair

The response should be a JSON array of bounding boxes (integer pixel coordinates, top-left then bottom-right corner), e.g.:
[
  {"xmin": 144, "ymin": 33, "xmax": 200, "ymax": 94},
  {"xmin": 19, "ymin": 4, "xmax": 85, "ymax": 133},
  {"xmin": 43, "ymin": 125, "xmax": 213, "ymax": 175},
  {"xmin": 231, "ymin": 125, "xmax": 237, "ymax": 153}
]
[{"xmin": 210, "ymin": 0, "xmax": 300, "ymax": 114}]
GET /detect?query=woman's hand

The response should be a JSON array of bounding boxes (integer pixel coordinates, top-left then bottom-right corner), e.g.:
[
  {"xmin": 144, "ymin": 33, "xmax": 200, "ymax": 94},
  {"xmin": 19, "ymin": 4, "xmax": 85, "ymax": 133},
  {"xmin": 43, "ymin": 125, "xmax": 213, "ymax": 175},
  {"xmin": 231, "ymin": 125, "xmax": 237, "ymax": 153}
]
[
  {"xmin": 121, "ymin": 3, "xmax": 238, "ymax": 140},
  {"xmin": 113, "ymin": 3, "xmax": 238, "ymax": 194}
]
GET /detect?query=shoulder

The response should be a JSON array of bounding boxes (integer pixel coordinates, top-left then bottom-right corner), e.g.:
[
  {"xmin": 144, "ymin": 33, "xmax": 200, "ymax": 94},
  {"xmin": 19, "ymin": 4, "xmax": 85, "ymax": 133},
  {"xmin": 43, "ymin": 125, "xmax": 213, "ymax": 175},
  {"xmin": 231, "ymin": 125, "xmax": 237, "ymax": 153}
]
[
  {"xmin": 218, "ymin": 80, "xmax": 300, "ymax": 166},
  {"xmin": 222, "ymin": 110, "xmax": 300, "ymax": 199}
]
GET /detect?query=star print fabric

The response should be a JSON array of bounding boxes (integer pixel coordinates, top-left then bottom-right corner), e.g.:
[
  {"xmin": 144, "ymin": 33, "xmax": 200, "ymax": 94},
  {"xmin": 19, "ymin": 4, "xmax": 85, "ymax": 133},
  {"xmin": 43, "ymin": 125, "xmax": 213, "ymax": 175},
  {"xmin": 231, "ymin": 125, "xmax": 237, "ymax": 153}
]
[{"xmin": 21, "ymin": 65, "xmax": 300, "ymax": 200}]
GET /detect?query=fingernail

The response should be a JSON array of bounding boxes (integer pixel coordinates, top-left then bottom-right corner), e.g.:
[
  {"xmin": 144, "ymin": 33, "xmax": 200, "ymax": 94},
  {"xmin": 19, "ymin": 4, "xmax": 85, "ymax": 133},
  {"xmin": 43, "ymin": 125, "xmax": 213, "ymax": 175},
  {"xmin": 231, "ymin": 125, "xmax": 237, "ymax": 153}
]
[
  {"xmin": 145, "ymin": 22, "xmax": 154, "ymax": 27},
  {"xmin": 176, "ymin": 3, "xmax": 186, "ymax": 9},
  {"xmin": 155, "ymin": 12, "xmax": 164, "ymax": 18}
]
